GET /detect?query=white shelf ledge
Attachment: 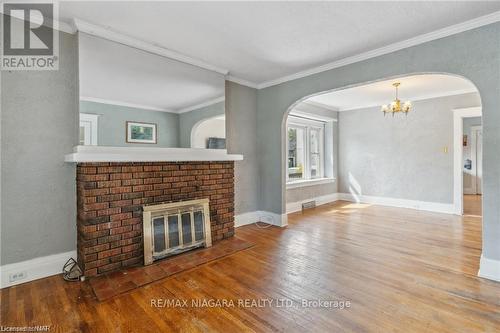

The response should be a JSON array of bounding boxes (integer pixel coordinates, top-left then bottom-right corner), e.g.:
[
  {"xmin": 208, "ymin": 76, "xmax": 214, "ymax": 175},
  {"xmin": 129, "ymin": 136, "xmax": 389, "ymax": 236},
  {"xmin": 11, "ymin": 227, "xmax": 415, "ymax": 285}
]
[
  {"xmin": 64, "ymin": 146, "xmax": 244, "ymax": 163},
  {"xmin": 286, "ymin": 177, "xmax": 336, "ymax": 189}
]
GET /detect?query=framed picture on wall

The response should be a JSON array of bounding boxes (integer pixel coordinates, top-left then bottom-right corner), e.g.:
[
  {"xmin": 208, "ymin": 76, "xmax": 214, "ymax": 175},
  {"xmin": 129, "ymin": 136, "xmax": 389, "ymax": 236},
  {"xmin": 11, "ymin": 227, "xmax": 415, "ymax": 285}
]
[{"xmin": 126, "ymin": 121, "xmax": 157, "ymax": 144}]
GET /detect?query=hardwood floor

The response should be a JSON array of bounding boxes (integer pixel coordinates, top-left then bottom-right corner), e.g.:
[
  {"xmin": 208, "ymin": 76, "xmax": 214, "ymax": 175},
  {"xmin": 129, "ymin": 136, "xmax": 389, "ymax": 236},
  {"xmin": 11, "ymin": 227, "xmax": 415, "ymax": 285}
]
[
  {"xmin": 464, "ymin": 194, "xmax": 482, "ymax": 217},
  {"xmin": 1, "ymin": 201, "xmax": 499, "ymax": 332}
]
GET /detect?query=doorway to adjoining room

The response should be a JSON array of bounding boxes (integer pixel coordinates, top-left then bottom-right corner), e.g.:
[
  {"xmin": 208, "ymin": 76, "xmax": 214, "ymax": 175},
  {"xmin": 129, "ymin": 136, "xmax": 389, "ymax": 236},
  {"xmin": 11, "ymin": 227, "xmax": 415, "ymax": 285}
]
[{"xmin": 463, "ymin": 116, "xmax": 482, "ymax": 217}]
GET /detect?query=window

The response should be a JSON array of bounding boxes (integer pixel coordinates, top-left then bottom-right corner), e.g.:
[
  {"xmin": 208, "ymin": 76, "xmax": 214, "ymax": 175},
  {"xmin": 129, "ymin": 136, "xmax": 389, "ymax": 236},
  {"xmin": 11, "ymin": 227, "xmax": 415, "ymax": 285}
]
[{"xmin": 287, "ymin": 116, "xmax": 325, "ymax": 182}]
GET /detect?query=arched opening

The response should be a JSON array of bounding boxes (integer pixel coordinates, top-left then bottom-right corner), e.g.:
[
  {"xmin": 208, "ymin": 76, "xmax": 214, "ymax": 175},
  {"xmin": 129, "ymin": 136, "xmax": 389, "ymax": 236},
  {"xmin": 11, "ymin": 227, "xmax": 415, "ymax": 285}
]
[
  {"xmin": 190, "ymin": 115, "xmax": 226, "ymax": 149},
  {"xmin": 282, "ymin": 73, "xmax": 482, "ymax": 219}
]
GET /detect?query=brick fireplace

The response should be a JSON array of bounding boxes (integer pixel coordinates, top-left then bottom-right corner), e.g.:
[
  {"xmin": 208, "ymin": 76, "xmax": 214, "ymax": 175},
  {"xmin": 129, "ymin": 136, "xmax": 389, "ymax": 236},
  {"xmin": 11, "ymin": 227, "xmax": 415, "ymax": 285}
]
[{"xmin": 76, "ymin": 161, "xmax": 235, "ymax": 277}]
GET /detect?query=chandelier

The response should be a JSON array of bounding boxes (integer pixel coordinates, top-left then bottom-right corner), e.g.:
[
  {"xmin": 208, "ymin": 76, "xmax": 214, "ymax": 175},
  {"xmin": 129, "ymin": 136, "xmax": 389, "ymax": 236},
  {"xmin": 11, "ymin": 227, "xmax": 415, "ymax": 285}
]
[{"xmin": 381, "ymin": 82, "xmax": 412, "ymax": 116}]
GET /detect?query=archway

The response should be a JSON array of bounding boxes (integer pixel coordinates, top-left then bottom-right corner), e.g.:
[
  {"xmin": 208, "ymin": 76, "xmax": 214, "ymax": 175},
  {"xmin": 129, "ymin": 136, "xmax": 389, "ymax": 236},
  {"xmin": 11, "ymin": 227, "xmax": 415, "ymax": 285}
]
[
  {"xmin": 190, "ymin": 115, "xmax": 226, "ymax": 149},
  {"xmin": 282, "ymin": 73, "xmax": 482, "ymax": 219}
]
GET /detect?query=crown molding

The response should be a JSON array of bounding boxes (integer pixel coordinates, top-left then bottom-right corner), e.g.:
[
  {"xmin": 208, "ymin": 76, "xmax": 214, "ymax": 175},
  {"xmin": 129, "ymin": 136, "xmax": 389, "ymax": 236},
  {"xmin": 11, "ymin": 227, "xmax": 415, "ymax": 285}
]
[
  {"xmin": 80, "ymin": 96, "xmax": 175, "ymax": 113},
  {"xmin": 257, "ymin": 11, "xmax": 500, "ymax": 89},
  {"xmin": 177, "ymin": 96, "xmax": 225, "ymax": 114},
  {"xmin": 289, "ymin": 110, "xmax": 337, "ymax": 123},
  {"xmin": 80, "ymin": 96, "xmax": 227, "ymax": 114},
  {"xmin": 336, "ymin": 87, "xmax": 478, "ymax": 112},
  {"xmin": 226, "ymin": 75, "xmax": 259, "ymax": 89},
  {"xmin": 72, "ymin": 18, "xmax": 229, "ymax": 76},
  {"xmin": 301, "ymin": 100, "xmax": 340, "ymax": 112}
]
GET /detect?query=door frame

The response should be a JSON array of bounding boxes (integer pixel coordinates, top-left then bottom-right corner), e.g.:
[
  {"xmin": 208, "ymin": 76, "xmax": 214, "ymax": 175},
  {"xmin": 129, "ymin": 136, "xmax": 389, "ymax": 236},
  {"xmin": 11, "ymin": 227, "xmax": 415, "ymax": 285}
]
[
  {"xmin": 470, "ymin": 125, "xmax": 482, "ymax": 194},
  {"xmin": 80, "ymin": 113, "xmax": 99, "ymax": 145},
  {"xmin": 453, "ymin": 107, "xmax": 482, "ymax": 215}
]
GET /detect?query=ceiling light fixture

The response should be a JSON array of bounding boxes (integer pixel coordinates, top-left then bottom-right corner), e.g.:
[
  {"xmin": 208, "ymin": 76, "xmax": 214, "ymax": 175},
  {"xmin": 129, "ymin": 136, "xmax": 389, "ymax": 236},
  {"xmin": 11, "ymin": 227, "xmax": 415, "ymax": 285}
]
[{"xmin": 381, "ymin": 82, "xmax": 411, "ymax": 116}]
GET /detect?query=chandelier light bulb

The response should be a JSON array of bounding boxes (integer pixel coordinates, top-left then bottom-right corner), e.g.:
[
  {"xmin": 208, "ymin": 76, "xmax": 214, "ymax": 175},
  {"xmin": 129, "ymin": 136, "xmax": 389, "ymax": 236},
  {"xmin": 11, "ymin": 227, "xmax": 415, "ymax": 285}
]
[{"xmin": 380, "ymin": 82, "xmax": 412, "ymax": 116}]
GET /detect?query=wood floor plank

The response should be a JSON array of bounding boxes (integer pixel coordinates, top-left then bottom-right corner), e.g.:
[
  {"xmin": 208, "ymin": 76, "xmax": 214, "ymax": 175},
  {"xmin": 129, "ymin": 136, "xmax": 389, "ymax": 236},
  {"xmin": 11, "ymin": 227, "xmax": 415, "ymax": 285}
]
[{"xmin": 1, "ymin": 199, "xmax": 499, "ymax": 332}]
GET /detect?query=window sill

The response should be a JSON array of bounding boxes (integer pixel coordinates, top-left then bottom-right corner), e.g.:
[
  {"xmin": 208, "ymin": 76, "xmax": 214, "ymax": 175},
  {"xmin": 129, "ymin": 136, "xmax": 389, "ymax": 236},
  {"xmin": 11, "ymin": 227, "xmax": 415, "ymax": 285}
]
[{"xmin": 286, "ymin": 177, "xmax": 336, "ymax": 189}]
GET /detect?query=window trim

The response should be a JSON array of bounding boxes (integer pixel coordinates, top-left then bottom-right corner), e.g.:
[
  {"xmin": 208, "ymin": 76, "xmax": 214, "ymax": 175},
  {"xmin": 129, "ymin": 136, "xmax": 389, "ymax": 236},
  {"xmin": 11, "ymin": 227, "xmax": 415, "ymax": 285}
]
[
  {"xmin": 286, "ymin": 116, "xmax": 326, "ymax": 183},
  {"xmin": 308, "ymin": 125, "xmax": 324, "ymax": 180},
  {"xmin": 287, "ymin": 123, "xmax": 307, "ymax": 181}
]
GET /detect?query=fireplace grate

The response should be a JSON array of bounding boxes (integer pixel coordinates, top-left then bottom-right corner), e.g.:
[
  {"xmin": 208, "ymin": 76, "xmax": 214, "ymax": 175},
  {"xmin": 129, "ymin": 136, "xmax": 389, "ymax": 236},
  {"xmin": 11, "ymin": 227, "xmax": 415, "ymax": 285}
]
[{"xmin": 143, "ymin": 199, "xmax": 212, "ymax": 265}]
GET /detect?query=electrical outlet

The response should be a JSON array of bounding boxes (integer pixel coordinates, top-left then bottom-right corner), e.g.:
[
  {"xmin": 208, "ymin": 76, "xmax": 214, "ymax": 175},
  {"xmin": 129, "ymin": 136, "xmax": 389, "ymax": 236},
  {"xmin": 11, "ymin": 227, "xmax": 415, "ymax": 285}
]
[{"xmin": 9, "ymin": 271, "xmax": 27, "ymax": 282}]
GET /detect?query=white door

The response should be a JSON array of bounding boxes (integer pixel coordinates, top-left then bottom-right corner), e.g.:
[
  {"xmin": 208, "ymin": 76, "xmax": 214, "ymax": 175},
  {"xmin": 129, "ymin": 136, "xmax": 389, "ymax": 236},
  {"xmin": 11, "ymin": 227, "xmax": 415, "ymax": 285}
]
[
  {"xmin": 475, "ymin": 130, "xmax": 482, "ymax": 194},
  {"xmin": 79, "ymin": 113, "xmax": 99, "ymax": 145}
]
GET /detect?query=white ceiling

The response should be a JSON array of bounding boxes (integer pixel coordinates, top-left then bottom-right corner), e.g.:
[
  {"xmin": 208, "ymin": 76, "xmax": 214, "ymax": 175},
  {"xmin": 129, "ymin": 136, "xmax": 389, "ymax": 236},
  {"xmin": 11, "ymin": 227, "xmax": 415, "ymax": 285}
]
[
  {"xmin": 78, "ymin": 33, "xmax": 224, "ymax": 112},
  {"xmin": 60, "ymin": 2, "xmax": 500, "ymax": 86},
  {"xmin": 306, "ymin": 74, "xmax": 477, "ymax": 111}
]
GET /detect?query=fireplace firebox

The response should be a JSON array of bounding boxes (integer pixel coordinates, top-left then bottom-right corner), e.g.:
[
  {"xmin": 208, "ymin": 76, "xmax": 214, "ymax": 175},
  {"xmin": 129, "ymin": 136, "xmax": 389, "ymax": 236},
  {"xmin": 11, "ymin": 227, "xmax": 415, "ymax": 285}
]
[{"xmin": 143, "ymin": 198, "xmax": 212, "ymax": 265}]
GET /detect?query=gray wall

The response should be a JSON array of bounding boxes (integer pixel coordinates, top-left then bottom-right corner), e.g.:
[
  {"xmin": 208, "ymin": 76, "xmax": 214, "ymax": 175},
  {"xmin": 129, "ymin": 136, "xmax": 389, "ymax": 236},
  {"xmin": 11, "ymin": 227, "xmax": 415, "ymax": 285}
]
[
  {"xmin": 1, "ymin": 31, "xmax": 79, "ymax": 265},
  {"xmin": 286, "ymin": 103, "xmax": 339, "ymax": 204},
  {"xmin": 225, "ymin": 82, "xmax": 259, "ymax": 214},
  {"xmin": 338, "ymin": 93, "xmax": 480, "ymax": 203},
  {"xmin": 80, "ymin": 100, "xmax": 179, "ymax": 147},
  {"xmin": 178, "ymin": 101, "xmax": 225, "ymax": 148},
  {"xmin": 463, "ymin": 116, "xmax": 482, "ymax": 191},
  {"xmin": 256, "ymin": 23, "xmax": 500, "ymax": 262}
]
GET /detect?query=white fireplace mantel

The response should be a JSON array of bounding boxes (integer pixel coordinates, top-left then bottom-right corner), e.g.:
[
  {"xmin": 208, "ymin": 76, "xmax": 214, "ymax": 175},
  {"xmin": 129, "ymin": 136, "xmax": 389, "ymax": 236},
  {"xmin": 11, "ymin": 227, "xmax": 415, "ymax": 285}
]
[{"xmin": 64, "ymin": 146, "xmax": 244, "ymax": 163}]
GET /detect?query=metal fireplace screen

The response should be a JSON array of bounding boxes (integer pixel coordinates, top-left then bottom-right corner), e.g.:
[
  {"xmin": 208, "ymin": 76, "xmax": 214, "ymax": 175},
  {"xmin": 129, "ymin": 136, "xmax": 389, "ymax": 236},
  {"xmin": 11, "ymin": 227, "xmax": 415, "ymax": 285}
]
[{"xmin": 143, "ymin": 198, "xmax": 211, "ymax": 265}]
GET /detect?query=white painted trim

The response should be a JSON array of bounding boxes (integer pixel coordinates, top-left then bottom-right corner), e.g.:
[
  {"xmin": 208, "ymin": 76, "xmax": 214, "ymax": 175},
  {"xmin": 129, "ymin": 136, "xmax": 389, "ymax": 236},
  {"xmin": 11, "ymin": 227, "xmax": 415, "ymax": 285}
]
[
  {"xmin": 260, "ymin": 211, "xmax": 288, "ymax": 227},
  {"xmin": 453, "ymin": 107, "xmax": 482, "ymax": 215},
  {"xmin": 286, "ymin": 193, "xmax": 340, "ymax": 214},
  {"xmin": 286, "ymin": 191, "xmax": 456, "ymax": 215},
  {"xmin": 290, "ymin": 109, "xmax": 338, "ymax": 123},
  {"xmin": 178, "ymin": 97, "xmax": 225, "ymax": 114},
  {"xmin": 64, "ymin": 145, "xmax": 243, "ymax": 163},
  {"xmin": 338, "ymin": 193, "xmax": 456, "ymax": 215},
  {"xmin": 470, "ymin": 126, "xmax": 478, "ymax": 194},
  {"xmin": 226, "ymin": 75, "xmax": 259, "ymax": 89},
  {"xmin": 286, "ymin": 118, "xmax": 326, "ymax": 183},
  {"xmin": 81, "ymin": 96, "xmax": 225, "ymax": 115},
  {"xmin": 470, "ymin": 125, "xmax": 482, "ymax": 195},
  {"xmin": 302, "ymin": 100, "xmax": 340, "ymax": 112},
  {"xmin": 478, "ymin": 254, "xmax": 500, "ymax": 282},
  {"xmin": 286, "ymin": 177, "xmax": 336, "ymax": 189},
  {"xmin": 234, "ymin": 211, "xmax": 260, "ymax": 227},
  {"xmin": 80, "ymin": 96, "xmax": 175, "ymax": 113},
  {"xmin": 235, "ymin": 211, "xmax": 287, "ymax": 228},
  {"xmin": 0, "ymin": 251, "xmax": 77, "ymax": 289},
  {"xmin": 257, "ymin": 11, "xmax": 500, "ymax": 89},
  {"xmin": 73, "ymin": 18, "xmax": 228, "ymax": 76}
]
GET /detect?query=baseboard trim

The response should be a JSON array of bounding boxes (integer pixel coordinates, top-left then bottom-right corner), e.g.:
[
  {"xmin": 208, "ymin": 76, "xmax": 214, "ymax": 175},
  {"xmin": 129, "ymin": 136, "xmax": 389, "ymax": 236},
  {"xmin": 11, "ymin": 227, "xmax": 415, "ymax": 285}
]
[
  {"xmin": 478, "ymin": 254, "xmax": 500, "ymax": 282},
  {"xmin": 286, "ymin": 192, "xmax": 455, "ymax": 215},
  {"xmin": 235, "ymin": 211, "xmax": 287, "ymax": 228},
  {"xmin": 234, "ymin": 211, "xmax": 260, "ymax": 227},
  {"xmin": 286, "ymin": 193, "xmax": 340, "ymax": 214},
  {"xmin": 1, "ymin": 251, "xmax": 77, "ymax": 289},
  {"xmin": 338, "ymin": 193, "xmax": 456, "ymax": 215}
]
